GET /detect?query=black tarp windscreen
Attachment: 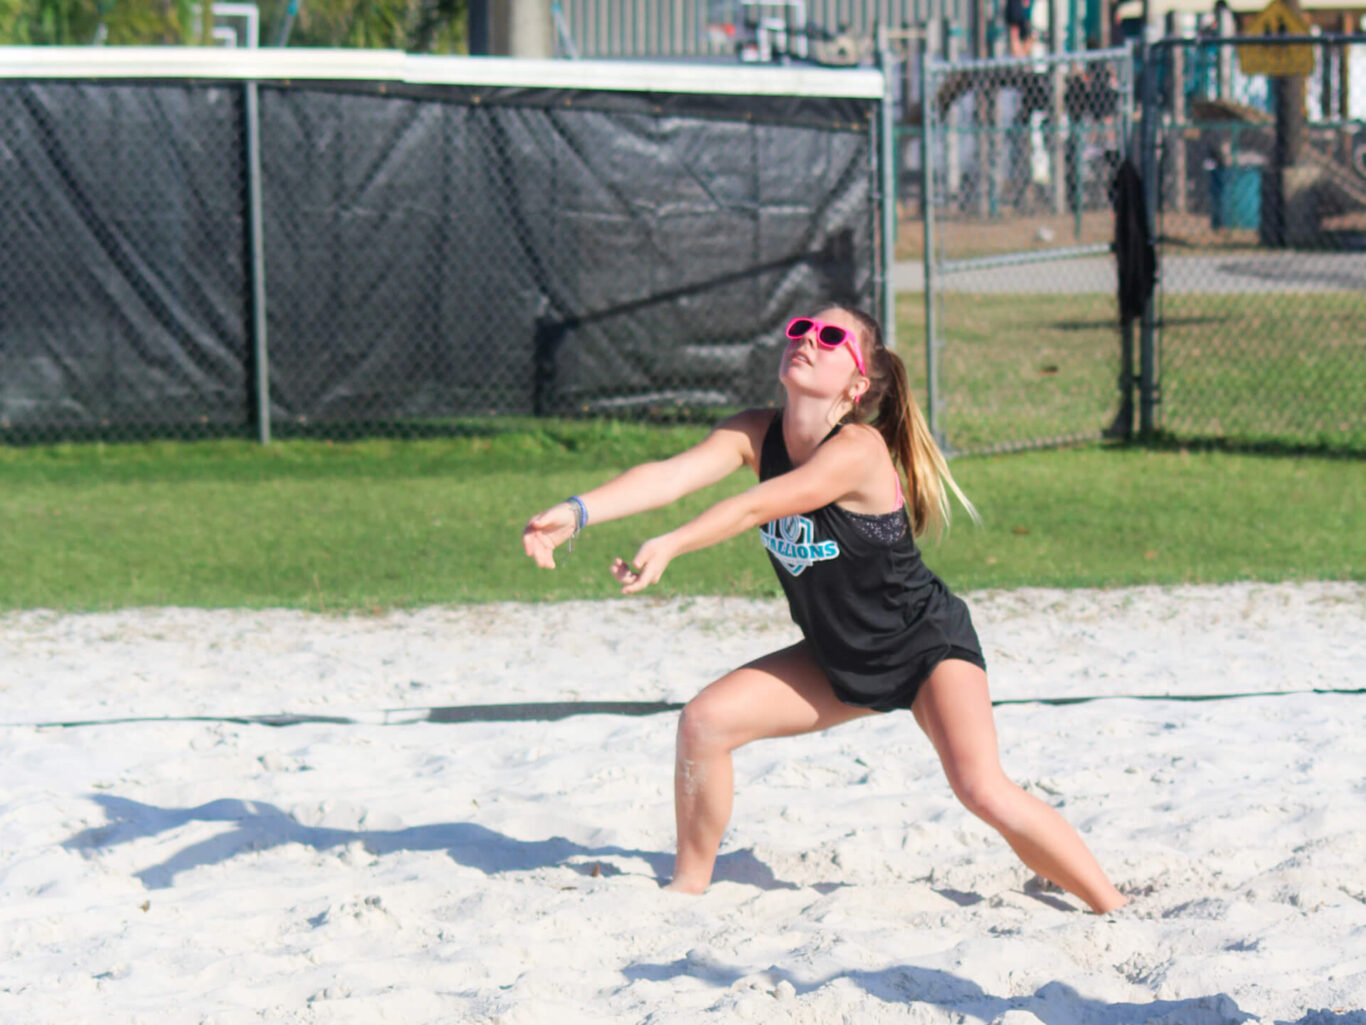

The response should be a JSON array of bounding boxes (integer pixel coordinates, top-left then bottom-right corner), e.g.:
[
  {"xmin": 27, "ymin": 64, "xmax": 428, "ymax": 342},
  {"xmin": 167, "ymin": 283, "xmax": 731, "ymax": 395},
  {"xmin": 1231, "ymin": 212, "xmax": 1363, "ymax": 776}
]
[
  {"xmin": 1, "ymin": 77, "xmax": 874, "ymax": 438},
  {"xmin": 0, "ymin": 83, "xmax": 248, "ymax": 437}
]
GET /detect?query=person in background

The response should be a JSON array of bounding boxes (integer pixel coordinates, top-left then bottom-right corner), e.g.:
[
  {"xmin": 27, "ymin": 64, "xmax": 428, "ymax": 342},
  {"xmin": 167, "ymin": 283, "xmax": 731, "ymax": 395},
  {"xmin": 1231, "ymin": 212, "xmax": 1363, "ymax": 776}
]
[{"xmin": 1006, "ymin": 0, "xmax": 1035, "ymax": 57}]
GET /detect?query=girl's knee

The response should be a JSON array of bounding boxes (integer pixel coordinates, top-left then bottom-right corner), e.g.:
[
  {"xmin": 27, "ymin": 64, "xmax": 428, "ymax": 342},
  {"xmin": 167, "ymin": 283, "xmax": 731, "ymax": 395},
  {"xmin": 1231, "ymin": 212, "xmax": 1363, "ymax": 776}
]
[
  {"xmin": 676, "ymin": 694, "xmax": 734, "ymax": 756},
  {"xmin": 950, "ymin": 770, "xmax": 1018, "ymax": 828}
]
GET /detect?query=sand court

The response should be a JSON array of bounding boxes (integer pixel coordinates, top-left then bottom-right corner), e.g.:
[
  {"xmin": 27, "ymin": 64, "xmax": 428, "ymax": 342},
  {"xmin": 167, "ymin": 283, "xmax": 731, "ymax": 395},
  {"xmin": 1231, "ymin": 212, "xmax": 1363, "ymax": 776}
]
[{"xmin": 1, "ymin": 582, "xmax": 1363, "ymax": 1024}]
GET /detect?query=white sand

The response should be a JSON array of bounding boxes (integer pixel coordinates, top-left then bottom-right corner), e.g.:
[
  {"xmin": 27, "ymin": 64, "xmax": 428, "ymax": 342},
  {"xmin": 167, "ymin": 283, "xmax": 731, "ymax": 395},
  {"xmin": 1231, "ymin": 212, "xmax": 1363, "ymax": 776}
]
[{"xmin": 1, "ymin": 582, "xmax": 1364, "ymax": 1024}]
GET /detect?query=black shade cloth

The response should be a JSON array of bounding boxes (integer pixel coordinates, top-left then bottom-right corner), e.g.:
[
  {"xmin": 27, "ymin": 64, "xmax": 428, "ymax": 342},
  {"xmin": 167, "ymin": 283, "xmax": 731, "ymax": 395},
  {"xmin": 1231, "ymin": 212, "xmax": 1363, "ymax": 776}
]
[
  {"xmin": 0, "ymin": 78, "xmax": 875, "ymax": 437},
  {"xmin": 0, "ymin": 83, "xmax": 249, "ymax": 433}
]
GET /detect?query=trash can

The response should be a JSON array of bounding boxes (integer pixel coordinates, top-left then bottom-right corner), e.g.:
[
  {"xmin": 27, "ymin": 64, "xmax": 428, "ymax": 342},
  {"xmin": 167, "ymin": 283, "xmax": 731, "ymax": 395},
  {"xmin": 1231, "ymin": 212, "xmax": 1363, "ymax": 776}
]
[{"xmin": 1210, "ymin": 165, "xmax": 1262, "ymax": 230}]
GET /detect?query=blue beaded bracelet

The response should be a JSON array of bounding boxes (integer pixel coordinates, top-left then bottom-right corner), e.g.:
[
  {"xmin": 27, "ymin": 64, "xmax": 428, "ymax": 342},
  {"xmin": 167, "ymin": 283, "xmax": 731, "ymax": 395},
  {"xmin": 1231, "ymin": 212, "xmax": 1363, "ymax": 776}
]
[{"xmin": 565, "ymin": 495, "xmax": 588, "ymax": 548}]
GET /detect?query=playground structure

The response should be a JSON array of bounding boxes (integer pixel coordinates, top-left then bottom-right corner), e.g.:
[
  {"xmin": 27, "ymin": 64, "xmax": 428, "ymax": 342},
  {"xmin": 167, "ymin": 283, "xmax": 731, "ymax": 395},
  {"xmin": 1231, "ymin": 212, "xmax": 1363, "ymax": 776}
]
[
  {"xmin": 1184, "ymin": 95, "xmax": 1366, "ymax": 236},
  {"xmin": 899, "ymin": 30, "xmax": 1366, "ymax": 248},
  {"xmin": 1154, "ymin": 30, "xmax": 1366, "ymax": 246},
  {"xmin": 901, "ymin": 53, "xmax": 1132, "ymax": 230}
]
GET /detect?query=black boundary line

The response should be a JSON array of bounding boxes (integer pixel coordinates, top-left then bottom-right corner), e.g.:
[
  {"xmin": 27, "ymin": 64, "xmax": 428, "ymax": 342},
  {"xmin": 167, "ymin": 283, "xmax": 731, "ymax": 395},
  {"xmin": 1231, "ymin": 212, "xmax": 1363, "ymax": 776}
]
[{"xmin": 5, "ymin": 689, "xmax": 1365, "ymax": 731}]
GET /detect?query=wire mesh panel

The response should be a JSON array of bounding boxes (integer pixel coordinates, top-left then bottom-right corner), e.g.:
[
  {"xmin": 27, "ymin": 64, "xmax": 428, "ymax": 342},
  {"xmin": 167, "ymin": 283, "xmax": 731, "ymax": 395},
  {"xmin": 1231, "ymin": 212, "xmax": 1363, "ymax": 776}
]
[
  {"xmin": 0, "ymin": 51, "xmax": 882, "ymax": 444},
  {"xmin": 258, "ymin": 88, "xmax": 555, "ymax": 433},
  {"xmin": 921, "ymin": 48, "xmax": 1135, "ymax": 454},
  {"xmin": 559, "ymin": 0, "xmax": 943, "ymax": 61},
  {"xmin": 1147, "ymin": 36, "xmax": 1366, "ymax": 451}
]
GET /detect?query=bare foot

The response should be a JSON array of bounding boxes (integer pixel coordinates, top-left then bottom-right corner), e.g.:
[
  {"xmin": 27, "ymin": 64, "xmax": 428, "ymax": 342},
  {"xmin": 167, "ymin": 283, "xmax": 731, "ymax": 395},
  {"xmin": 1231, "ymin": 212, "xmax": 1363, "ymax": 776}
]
[
  {"xmin": 1094, "ymin": 892, "xmax": 1130, "ymax": 915},
  {"xmin": 664, "ymin": 876, "xmax": 709, "ymax": 895}
]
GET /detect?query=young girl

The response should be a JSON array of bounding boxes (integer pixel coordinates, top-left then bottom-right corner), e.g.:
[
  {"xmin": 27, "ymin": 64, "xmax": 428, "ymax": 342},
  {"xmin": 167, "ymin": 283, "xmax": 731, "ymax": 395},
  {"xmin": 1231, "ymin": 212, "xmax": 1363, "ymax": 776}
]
[{"xmin": 521, "ymin": 305, "xmax": 1128, "ymax": 914}]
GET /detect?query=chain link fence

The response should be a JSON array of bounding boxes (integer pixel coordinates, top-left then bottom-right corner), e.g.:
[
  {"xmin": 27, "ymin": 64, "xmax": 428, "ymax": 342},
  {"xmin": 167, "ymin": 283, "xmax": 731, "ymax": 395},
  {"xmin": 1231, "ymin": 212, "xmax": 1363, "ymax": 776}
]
[
  {"xmin": 916, "ymin": 47, "xmax": 1136, "ymax": 455},
  {"xmin": 7, "ymin": 44, "xmax": 1363, "ymax": 455},
  {"xmin": 0, "ymin": 52, "xmax": 881, "ymax": 444},
  {"xmin": 1145, "ymin": 35, "xmax": 1366, "ymax": 451}
]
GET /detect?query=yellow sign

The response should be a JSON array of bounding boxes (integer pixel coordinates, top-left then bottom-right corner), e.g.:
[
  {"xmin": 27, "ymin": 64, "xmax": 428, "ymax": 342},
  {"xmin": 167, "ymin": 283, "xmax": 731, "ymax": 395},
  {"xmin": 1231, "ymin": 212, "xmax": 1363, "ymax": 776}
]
[{"xmin": 1238, "ymin": 0, "xmax": 1315, "ymax": 77}]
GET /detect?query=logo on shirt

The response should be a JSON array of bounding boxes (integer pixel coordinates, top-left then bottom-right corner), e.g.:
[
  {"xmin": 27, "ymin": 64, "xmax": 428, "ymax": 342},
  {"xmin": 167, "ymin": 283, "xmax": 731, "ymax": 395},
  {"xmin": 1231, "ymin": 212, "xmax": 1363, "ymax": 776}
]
[{"xmin": 760, "ymin": 515, "xmax": 841, "ymax": 577}]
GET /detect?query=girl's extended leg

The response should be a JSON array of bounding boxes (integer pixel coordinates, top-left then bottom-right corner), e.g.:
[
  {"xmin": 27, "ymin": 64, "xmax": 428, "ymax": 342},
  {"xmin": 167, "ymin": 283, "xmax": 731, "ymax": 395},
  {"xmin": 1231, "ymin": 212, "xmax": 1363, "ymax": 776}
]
[
  {"xmin": 670, "ymin": 641, "xmax": 876, "ymax": 893},
  {"xmin": 912, "ymin": 659, "xmax": 1128, "ymax": 914}
]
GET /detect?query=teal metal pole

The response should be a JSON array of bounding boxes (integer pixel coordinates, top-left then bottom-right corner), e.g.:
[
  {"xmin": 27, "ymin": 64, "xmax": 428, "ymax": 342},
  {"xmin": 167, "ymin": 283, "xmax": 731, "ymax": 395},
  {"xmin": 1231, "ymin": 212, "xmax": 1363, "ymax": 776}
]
[{"xmin": 274, "ymin": 0, "xmax": 299, "ymax": 46}]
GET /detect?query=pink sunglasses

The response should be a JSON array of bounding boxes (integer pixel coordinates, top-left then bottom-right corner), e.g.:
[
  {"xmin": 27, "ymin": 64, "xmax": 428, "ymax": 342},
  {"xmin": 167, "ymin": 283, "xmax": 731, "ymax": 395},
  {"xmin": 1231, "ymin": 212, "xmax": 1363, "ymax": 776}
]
[{"xmin": 785, "ymin": 317, "xmax": 866, "ymax": 376}]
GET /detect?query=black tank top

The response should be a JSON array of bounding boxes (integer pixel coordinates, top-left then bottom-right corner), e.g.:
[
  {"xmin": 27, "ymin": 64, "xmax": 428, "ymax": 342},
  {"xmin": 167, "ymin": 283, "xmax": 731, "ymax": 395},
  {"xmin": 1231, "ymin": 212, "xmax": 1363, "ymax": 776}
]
[{"xmin": 758, "ymin": 412, "xmax": 983, "ymax": 710}]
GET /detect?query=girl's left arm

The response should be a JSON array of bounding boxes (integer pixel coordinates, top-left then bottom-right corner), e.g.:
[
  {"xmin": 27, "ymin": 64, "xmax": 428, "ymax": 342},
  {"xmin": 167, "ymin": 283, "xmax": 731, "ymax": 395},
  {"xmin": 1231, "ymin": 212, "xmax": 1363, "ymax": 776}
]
[
  {"xmin": 612, "ymin": 427, "xmax": 881, "ymax": 593},
  {"xmin": 523, "ymin": 409, "xmax": 767, "ymax": 571}
]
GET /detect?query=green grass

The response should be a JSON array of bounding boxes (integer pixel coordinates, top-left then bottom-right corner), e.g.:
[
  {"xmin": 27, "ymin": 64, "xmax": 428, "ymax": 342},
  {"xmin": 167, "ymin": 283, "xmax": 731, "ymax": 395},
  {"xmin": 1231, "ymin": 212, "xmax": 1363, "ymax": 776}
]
[
  {"xmin": 903, "ymin": 293, "xmax": 1118, "ymax": 450},
  {"xmin": 903, "ymin": 292, "xmax": 1366, "ymax": 454},
  {"xmin": 3, "ymin": 287, "xmax": 1361, "ymax": 611},
  {"xmin": 1158, "ymin": 292, "xmax": 1366, "ymax": 448},
  {"xmin": 1, "ymin": 427, "xmax": 1361, "ymax": 612}
]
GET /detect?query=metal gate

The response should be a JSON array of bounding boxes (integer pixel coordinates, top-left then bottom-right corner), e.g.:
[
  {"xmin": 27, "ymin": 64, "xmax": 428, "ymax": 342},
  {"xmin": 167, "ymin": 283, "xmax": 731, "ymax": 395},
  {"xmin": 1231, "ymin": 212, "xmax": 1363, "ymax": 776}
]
[{"xmin": 917, "ymin": 46, "xmax": 1136, "ymax": 455}]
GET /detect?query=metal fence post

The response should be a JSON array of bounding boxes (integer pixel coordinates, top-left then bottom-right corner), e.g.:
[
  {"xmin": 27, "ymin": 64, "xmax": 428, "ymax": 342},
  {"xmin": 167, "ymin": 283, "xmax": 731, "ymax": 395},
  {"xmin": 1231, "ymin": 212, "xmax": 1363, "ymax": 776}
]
[
  {"xmin": 878, "ymin": 31, "xmax": 898, "ymax": 353},
  {"xmin": 920, "ymin": 47, "xmax": 943, "ymax": 449},
  {"xmin": 244, "ymin": 80, "xmax": 271, "ymax": 444},
  {"xmin": 1138, "ymin": 40, "xmax": 1160, "ymax": 438}
]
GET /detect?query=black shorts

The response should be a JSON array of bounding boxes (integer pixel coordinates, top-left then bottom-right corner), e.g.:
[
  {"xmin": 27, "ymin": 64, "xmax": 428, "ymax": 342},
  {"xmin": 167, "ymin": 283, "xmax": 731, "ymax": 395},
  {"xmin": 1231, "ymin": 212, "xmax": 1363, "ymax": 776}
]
[{"xmin": 1006, "ymin": 0, "xmax": 1033, "ymax": 36}]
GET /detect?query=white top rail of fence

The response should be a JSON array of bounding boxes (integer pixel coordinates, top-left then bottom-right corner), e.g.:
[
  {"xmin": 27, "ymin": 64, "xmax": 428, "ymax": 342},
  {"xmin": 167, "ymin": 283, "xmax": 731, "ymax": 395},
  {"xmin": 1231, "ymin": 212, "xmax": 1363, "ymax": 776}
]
[{"xmin": 0, "ymin": 46, "xmax": 885, "ymax": 99}]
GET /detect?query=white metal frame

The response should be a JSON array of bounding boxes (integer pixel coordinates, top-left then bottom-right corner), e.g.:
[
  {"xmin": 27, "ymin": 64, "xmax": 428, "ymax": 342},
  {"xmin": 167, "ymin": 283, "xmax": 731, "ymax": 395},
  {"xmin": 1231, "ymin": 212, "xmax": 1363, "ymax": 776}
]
[
  {"xmin": 212, "ymin": 3, "xmax": 262, "ymax": 48},
  {"xmin": 0, "ymin": 46, "xmax": 884, "ymax": 99}
]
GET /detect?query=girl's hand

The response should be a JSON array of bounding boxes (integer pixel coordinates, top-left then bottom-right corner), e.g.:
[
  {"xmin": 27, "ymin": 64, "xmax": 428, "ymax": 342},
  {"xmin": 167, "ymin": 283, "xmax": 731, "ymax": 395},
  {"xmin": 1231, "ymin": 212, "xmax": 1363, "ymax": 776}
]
[
  {"xmin": 611, "ymin": 536, "xmax": 675, "ymax": 594},
  {"xmin": 522, "ymin": 503, "xmax": 578, "ymax": 569}
]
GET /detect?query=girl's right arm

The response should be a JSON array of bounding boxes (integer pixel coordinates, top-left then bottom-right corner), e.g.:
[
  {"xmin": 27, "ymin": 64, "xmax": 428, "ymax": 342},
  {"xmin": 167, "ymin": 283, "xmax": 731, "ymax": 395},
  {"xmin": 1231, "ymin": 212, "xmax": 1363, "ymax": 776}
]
[{"xmin": 521, "ymin": 408, "xmax": 770, "ymax": 570}]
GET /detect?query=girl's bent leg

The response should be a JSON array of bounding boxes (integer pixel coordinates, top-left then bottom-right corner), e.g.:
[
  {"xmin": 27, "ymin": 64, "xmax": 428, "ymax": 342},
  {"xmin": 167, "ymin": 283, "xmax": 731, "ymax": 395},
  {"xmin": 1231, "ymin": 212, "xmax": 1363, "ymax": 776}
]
[
  {"xmin": 912, "ymin": 659, "xmax": 1128, "ymax": 914},
  {"xmin": 670, "ymin": 641, "xmax": 876, "ymax": 893}
]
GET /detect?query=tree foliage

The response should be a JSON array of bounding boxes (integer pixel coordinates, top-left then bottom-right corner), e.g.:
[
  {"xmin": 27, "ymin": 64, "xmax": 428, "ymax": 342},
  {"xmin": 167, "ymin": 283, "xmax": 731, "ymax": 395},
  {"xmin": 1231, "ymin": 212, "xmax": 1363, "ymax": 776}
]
[
  {"xmin": 0, "ymin": 0, "xmax": 216, "ymax": 44},
  {"xmin": 261, "ymin": 0, "xmax": 467, "ymax": 51},
  {"xmin": 0, "ymin": 0, "xmax": 467, "ymax": 50}
]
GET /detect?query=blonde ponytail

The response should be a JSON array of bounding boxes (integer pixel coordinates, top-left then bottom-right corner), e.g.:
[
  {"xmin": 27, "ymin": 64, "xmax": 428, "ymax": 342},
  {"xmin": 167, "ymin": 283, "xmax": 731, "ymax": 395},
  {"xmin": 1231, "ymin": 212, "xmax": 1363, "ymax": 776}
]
[
  {"xmin": 835, "ymin": 305, "xmax": 978, "ymax": 538},
  {"xmin": 897, "ymin": 363, "xmax": 979, "ymax": 536}
]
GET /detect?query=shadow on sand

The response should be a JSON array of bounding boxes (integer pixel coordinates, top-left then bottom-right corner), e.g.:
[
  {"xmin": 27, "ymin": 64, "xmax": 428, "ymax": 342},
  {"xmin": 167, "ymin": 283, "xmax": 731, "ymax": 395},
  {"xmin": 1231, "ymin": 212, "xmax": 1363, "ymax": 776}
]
[
  {"xmin": 67, "ymin": 796, "xmax": 1292, "ymax": 1024},
  {"xmin": 623, "ymin": 958, "xmax": 1256, "ymax": 1025},
  {"xmin": 64, "ymin": 793, "xmax": 809, "ymax": 892}
]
